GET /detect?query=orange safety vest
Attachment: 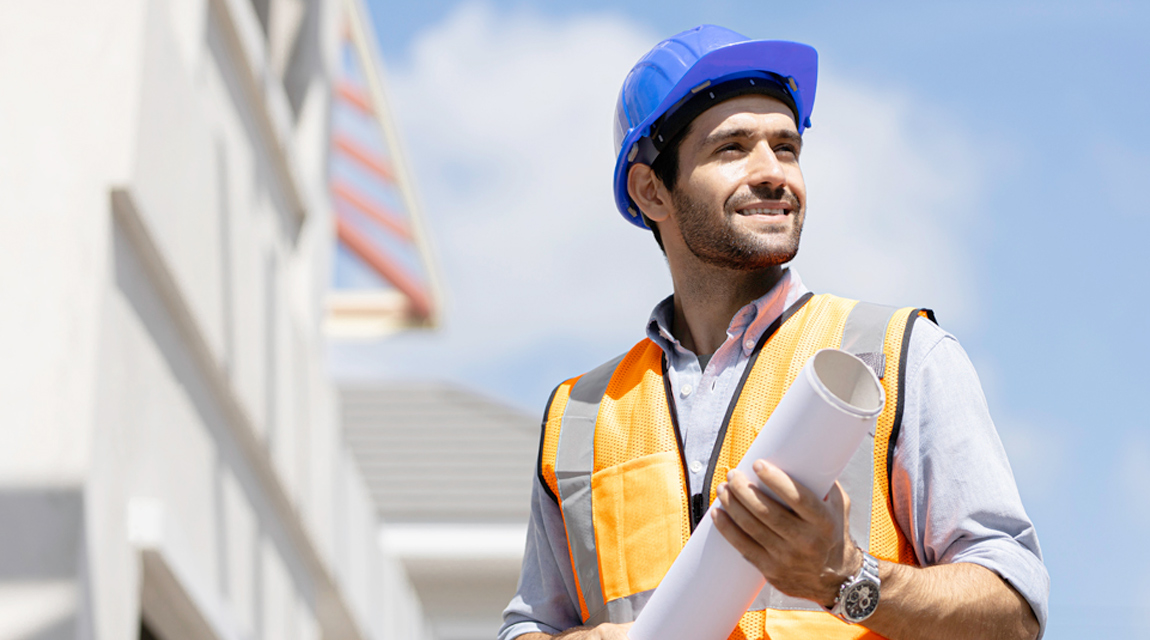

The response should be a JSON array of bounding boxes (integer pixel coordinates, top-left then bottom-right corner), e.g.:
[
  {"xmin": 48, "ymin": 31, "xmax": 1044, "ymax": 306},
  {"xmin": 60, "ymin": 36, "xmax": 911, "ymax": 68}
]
[{"xmin": 537, "ymin": 293, "xmax": 933, "ymax": 639}]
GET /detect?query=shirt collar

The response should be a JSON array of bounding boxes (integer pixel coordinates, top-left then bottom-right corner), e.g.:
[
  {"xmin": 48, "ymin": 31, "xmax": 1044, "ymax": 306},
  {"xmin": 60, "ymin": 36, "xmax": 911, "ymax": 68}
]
[{"xmin": 646, "ymin": 269, "xmax": 809, "ymax": 358}]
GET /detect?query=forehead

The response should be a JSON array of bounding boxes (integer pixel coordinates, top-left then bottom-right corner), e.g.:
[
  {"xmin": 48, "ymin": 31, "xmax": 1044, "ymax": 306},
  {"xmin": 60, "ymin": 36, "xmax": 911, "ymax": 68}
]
[{"xmin": 685, "ymin": 94, "xmax": 799, "ymax": 145}]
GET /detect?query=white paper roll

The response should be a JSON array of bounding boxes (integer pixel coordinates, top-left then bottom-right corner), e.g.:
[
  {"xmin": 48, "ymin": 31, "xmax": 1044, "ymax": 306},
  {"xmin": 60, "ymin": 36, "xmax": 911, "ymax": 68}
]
[{"xmin": 628, "ymin": 349, "xmax": 885, "ymax": 640}]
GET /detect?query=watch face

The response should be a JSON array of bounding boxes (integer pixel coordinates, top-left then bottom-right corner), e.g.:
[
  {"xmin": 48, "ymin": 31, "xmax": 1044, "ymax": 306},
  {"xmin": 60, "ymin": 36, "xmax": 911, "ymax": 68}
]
[{"xmin": 843, "ymin": 579, "xmax": 880, "ymax": 621}]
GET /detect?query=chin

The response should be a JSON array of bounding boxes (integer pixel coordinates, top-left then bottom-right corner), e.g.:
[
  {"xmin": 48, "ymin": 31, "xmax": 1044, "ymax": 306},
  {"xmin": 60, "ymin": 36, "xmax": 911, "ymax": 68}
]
[{"xmin": 734, "ymin": 233, "xmax": 801, "ymax": 269}]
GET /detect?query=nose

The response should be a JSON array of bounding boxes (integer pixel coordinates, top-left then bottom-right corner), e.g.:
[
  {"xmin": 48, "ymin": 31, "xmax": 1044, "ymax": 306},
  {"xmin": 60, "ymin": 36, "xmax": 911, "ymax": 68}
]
[{"xmin": 745, "ymin": 142, "xmax": 786, "ymax": 189}]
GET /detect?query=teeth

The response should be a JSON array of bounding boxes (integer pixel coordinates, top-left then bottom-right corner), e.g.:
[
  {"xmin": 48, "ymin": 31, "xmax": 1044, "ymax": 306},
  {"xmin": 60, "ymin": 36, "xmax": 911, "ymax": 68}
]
[{"xmin": 744, "ymin": 208, "xmax": 785, "ymax": 215}]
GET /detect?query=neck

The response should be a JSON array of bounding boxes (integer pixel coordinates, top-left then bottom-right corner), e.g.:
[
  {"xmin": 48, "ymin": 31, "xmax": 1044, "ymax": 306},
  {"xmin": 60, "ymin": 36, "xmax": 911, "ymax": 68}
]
[{"xmin": 669, "ymin": 261, "xmax": 786, "ymax": 356}]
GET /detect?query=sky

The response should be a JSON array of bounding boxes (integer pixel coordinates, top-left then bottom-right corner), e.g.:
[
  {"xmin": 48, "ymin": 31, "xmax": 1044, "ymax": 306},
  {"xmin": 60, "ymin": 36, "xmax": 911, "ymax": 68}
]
[{"xmin": 330, "ymin": 2, "xmax": 1150, "ymax": 637}]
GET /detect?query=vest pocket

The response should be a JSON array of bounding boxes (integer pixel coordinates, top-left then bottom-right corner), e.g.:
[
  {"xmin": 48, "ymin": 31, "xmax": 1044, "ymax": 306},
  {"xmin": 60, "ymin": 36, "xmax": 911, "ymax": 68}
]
[{"xmin": 591, "ymin": 450, "xmax": 688, "ymax": 601}]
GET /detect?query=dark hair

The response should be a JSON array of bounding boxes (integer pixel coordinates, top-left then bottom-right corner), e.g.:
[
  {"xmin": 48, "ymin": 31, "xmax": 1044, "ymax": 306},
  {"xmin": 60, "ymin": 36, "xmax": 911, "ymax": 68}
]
[{"xmin": 641, "ymin": 122, "xmax": 692, "ymax": 254}]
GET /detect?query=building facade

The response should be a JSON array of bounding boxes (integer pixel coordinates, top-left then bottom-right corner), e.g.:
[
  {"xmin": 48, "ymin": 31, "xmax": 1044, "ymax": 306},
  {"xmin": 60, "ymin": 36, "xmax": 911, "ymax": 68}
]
[{"xmin": 0, "ymin": 0, "xmax": 438, "ymax": 638}]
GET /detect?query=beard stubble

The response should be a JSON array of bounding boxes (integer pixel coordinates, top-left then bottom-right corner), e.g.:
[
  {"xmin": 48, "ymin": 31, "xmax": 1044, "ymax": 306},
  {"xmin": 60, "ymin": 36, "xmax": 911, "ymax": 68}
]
[{"xmin": 671, "ymin": 183, "xmax": 805, "ymax": 271}]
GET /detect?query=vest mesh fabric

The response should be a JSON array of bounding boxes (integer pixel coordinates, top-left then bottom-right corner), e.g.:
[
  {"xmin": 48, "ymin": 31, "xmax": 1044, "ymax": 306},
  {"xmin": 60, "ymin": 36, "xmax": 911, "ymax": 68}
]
[
  {"xmin": 733, "ymin": 611, "xmax": 766, "ymax": 640},
  {"xmin": 595, "ymin": 341, "xmax": 679, "ymax": 472},
  {"xmin": 868, "ymin": 308, "xmax": 922, "ymax": 565},
  {"xmin": 708, "ymin": 295, "xmax": 855, "ymax": 503},
  {"xmin": 593, "ymin": 340, "xmax": 690, "ymax": 601},
  {"xmin": 763, "ymin": 610, "xmax": 886, "ymax": 638},
  {"xmin": 541, "ymin": 377, "xmax": 579, "ymax": 500}
]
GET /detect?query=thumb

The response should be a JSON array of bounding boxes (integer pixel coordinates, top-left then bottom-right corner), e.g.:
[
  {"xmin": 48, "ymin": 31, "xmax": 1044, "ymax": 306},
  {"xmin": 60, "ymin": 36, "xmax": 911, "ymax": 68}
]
[{"xmin": 825, "ymin": 481, "xmax": 849, "ymax": 513}]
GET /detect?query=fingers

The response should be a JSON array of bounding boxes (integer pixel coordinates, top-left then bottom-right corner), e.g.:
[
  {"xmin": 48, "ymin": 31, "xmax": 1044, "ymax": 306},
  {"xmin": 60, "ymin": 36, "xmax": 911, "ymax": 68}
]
[
  {"xmin": 712, "ymin": 462, "xmax": 859, "ymax": 605},
  {"xmin": 721, "ymin": 462, "xmax": 849, "ymax": 548},
  {"xmin": 716, "ymin": 476, "xmax": 794, "ymax": 547},
  {"xmin": 825, "ymin": 480, "xmax": 850, "ymax": 514},
  {"xmin": 711, "ymin": 503, "xmax": 772, "ymax": 567},
  {"xmin": 748, "ymin": 460, "xmax": 824, "ymax": 520}
]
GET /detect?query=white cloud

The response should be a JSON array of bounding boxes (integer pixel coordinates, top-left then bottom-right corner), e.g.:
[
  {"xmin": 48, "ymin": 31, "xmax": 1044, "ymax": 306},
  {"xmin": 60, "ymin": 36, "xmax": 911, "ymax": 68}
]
[
  {"xmin": 390, "ymin": 3, "xmax": 669, "ymax": 348},
  {"xmin": 795, "ymin": 75, "xmax": 986, "ymax": 332},
  {"xmin": 334, "ymin": 4, "xmax": 993, "ymax": 407}
]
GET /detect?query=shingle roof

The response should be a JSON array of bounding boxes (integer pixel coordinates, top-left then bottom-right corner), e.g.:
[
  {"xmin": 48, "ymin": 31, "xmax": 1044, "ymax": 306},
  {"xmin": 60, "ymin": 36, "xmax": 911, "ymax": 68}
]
[{"xmin": 339, "ymin": 382, "xmax": 540, "ymax": 525}]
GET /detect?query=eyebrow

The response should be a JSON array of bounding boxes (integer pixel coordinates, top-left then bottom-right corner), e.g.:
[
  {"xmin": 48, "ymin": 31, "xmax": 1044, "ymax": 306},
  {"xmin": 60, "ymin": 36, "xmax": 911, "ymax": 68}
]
[{"xmin": 700, "ymin": 127, "xmax": 803, "ymax": 150}]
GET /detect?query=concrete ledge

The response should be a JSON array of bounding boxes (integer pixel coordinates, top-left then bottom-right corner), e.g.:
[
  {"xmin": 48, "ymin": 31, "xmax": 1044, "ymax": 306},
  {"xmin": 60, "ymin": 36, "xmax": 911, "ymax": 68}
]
[{"xmin": 130, "ymin": 498, "xmax": 248, "ymax": 640}]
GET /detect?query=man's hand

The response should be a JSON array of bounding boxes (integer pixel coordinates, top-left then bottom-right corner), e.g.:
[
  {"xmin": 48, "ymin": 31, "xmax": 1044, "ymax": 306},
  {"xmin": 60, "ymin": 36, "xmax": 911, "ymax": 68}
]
[
  {"xmin": 712, "ymin": 459, "xmax": 1039, "ymax": 640},
  {"xmin": 712, "ymin": 459, "xmax": 859, "ymax": 606},
  {"xmin": 516, "ymin": 622, "xmax": 632, "ymax": 640}
]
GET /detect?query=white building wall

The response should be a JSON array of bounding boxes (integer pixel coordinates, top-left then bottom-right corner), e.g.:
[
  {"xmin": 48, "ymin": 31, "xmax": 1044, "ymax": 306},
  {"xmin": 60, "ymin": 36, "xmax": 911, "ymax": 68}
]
[{"xmin": 0, "ymin": 1, "xmax": 430, "ymax": 639}]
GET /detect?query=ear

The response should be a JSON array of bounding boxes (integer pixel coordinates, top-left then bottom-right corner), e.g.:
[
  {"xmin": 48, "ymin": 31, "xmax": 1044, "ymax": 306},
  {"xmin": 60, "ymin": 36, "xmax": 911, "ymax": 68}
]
[{"xmin": 627, "ymin": 163, "xmax": 672, "ymax": 223}]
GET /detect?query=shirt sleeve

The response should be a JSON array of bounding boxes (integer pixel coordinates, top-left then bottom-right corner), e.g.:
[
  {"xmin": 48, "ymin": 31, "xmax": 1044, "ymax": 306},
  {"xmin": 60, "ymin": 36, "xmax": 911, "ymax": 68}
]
[
  {"xmin": 891, "ymin": 318, "xmax": 1050, "ymax": 637},
  {"xmin": 499, "ymin": 475, "xmax": 584, "ymax": 640}
]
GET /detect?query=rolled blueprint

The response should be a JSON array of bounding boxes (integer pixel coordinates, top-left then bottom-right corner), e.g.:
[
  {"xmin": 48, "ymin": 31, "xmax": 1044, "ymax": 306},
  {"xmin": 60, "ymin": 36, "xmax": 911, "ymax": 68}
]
[{"xmin": 628, "ymin": 349, "xmax": 885, "ymax": 640}]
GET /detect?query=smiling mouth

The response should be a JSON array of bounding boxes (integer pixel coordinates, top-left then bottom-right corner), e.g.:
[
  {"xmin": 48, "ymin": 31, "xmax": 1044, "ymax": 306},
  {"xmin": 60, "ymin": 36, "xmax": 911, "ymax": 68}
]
[
  {"xmin": 739, "ymin": 206, "xmax": 789, "ymax": 216},
  {"xmin": 729, "ymin": 188, "xmax": 800, "ymax": 218}
]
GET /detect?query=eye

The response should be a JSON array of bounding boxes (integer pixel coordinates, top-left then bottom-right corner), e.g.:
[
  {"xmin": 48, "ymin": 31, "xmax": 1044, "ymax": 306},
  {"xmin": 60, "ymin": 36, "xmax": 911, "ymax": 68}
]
[{"xmin": 774, "ymin": 144, "xmax": 800, "ymax": 159}]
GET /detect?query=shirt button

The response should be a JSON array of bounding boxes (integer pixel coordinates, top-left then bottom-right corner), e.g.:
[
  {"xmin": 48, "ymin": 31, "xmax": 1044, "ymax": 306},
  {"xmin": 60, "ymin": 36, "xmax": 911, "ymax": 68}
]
[
  {"xmin": 744, "ymin": 339, "xmax": 755, "ymax": 350},
  {"xmin": 689, "ymin": 460, "xmax": 704, "ymax": 474},
  {"xmin": 681, "ymin": 384, "xmax": 693, "ymax": 397}
]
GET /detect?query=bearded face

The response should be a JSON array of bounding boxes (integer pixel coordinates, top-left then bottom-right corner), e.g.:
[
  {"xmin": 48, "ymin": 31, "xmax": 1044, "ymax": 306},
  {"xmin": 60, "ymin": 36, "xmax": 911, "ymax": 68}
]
[
  {"xmin": 633, "ymin": 95, "xmax": 809, "ymax": 272},
  {"xmin": 671, "ymin": 181, "xmax": 805, "ymax": 271}
]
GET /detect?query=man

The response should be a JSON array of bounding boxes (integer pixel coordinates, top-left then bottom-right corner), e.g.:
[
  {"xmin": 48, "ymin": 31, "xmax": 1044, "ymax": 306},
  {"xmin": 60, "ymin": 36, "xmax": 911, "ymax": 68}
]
[{"xmin": 500, "ymin": 25, "xmax": 1048, "ymax": 640}]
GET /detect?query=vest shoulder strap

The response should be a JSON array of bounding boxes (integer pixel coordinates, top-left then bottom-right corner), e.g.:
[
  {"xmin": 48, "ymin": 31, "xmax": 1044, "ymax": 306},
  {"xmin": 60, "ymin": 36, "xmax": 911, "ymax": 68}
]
[
  {"xmin": 841, "ymin": 300, "xmax": 898, "ymax": 378},
  {"xmin": 862, "ymin": 303, "xmax": 935, "ymax": 565},
  {"xmin": 536, "ymin": 342, "xmax": 658, "ymax": 622}
]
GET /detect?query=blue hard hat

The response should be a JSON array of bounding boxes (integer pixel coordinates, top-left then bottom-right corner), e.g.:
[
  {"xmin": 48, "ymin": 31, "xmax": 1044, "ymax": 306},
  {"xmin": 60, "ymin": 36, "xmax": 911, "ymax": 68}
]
[{"xmin": 612, "ymin": 25, "xmax": 819, "ymax": 228}]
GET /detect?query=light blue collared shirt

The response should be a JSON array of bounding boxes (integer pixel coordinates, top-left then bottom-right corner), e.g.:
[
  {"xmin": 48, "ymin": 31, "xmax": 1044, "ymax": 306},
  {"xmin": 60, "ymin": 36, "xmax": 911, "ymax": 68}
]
[
  {"xmin": 500, "ymin": 270, "xmax": 1049, "ymax": 639},
  {"xmin": 644, "ymin": 269, "xmax": 809, "ymax": 497}
]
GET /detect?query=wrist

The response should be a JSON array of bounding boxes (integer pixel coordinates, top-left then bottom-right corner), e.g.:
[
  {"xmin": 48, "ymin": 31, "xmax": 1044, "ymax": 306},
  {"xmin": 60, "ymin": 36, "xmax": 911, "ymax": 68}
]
[{"xmin": 822, "ymin": 544, "xmax": 865, "ymax": 608}]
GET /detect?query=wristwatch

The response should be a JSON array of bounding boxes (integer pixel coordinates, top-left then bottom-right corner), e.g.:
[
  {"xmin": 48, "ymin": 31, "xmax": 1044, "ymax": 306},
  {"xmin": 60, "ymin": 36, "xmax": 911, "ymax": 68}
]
[{"xmin": 828, "ymin": 550, "xmax": 881, "ymax": 623}]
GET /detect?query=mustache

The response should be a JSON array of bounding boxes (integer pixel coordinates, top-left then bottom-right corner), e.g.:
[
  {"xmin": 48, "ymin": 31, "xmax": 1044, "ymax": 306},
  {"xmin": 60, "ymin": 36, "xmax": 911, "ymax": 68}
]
[{"xmin": 726, "ymin": 185, "xmax": 801, "ymax": 212}]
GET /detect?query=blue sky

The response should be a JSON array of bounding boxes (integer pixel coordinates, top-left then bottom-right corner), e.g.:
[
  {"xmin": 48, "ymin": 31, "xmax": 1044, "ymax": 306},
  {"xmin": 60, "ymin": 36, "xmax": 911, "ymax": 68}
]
[{"xmin": 335, "ymin": 1, "xmax": 1150, "ymax": 636}]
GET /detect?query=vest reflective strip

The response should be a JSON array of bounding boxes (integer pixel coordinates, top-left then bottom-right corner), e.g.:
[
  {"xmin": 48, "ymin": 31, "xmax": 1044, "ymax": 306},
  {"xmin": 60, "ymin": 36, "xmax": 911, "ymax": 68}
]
[
  {"xmin": 836, "ymin": 302, "xmax": 898, "ymax": 573},
  {"xmin": 555, "ymin": 352, "xmax": 626, "ymax": 623},
  {"xmin": 601, "ymin": 590, "xmax": 654, "ymax": 624},
  {"xmin": 842, "ymin": 301, "xmax": 897, "ymax": 379}
]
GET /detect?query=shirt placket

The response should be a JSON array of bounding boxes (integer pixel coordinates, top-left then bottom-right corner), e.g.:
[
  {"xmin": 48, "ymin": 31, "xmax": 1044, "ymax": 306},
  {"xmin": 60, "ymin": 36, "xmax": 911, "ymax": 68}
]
[{"xmin": 681, "ymin": 306, "xmax": 756, "ymax": 495}]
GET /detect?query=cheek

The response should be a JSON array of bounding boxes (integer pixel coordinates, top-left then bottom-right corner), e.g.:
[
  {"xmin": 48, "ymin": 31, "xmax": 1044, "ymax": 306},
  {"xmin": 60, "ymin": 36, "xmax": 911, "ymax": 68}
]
[
  {"xmin": 787, "ymin": 168, "xmax": 806, "ymax": 203},
  {"xmin": 716, "ymin": 161, "xmax": 749, "ymax": 184},
  {"xmin": 683, "ymin": 169, "xmax": 734, "ymax": 202}
]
